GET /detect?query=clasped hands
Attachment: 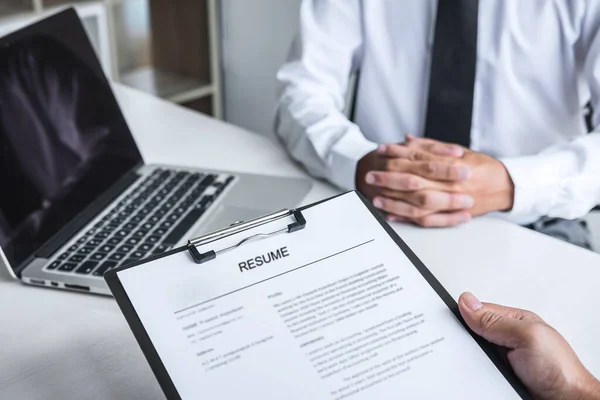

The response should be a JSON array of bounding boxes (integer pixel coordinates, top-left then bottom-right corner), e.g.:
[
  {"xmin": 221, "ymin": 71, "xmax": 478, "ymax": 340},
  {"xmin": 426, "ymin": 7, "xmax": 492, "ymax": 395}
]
[{"xmin": 356, "ymin": 135, "xmax": 515, "ymax": 227}]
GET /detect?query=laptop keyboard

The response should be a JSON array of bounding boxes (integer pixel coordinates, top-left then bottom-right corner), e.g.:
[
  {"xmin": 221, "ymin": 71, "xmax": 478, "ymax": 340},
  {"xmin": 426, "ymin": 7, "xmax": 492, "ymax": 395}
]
[{"xmin": 45, "ymin": 168, "xmax": 234, "ymax": 277}]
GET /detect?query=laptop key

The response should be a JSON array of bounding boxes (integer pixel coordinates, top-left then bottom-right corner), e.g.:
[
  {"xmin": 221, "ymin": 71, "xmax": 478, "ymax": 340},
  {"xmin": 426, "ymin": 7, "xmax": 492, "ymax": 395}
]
[
  {"xmin": 104, "ymin": 224, "xmax": 120, "ymax": 231},
  {"xmin": 90, "ymin": 252, "xmax": 107, "ymax": 261},
  {"xmin": 168, "ymin": 213, "xmax": 181, "ymax": 222},
  {"xmin": 133, "ymin": 230, "xmax": 148, "ymax": 238},
  {"xmin": 160, "ymin": 221, "xmax": 174, "ymax": 230},
  {"xmin": 117, "ymin": 245, "xmax": 133, "ymax": 253},
  {"xmin": 153, "ymin": 244, "xmax": 170, "ymax": 254},
  {"xmin": 109, "ymin": 253, "xmax": 126, "ymax": 261},
  {"xmin": 75, "ymin": 261, "xmax": 98, "ymax": 275},
  {"xmin": 47, "ymin": 261, "xmax": 61, "ymax": 270},
  {"xmin": 107, "ymin": 237, "xmax": 123, "ymax": 245},
  {"xmin": 111, "ymin": 217, "xmax": 126, "ymax": 225},
  {"xmin": 189, "ymin": 173, "xmax": 202, "ymax": 181},
  {"xmin": 87, "ymin": 238, "xmax": 103, "ymax": 247},
  {"xmin": 199, "ymin": 174, "xmax": 216, "ymax": 188},
  {"xmin": 100, "ymin": 245, "xmax": 115, "ymax": 253},
  {"xmin": 93, "ymin": 261, "xmax": 118, "ymax": 277},
  {"xmin": 58, "ymin": 252, "xmax": 70, "ymax": 260},
  {"xmin": 132, "ymin": 251, "xmax": 145, "ymax": 259},
  {"xmin": 95, "ymin": 231, "xmax": 110, "ymax": 239},
  {"xmin": 139, "ymin": 243, "xmax": 154, "ymax": 252},
  {"xmin": 58, "ymin": 262, "xmax": 77, "ymax": 272},
  {"xmin": 68, "ymin": 245, "xmax": 78, "ymax": 252},
  {"xmin": 78, "ymin": 247, "xmax": 93, "ymax": 255},
  {"xmin": 124, "ymin": 222, "xmax": 137, "ymax": 230},
  {"xmin": 69, "ymin": 255, "xmax": 85, "ymax": 263},
  {"xmin": 199, "ymin": 195, "xmax": 215, "ymax": 208},
  {"xmin": 153, "ymin": 228, "xmax": 167, "ymax": 236},
  {"xmin": 146, "ymin": 235, "xmax": 161, "ymax": 244},
  {"xmin": 126, "ymin": 237, "xmax": 141, "ymax": 246},
  {"xmin": 115, "ymin": 230, "xmax": 130, "ymax": 238},
  {"xmin": 163, "ymin": 208, "xmax": 206, "ymax": 246}
]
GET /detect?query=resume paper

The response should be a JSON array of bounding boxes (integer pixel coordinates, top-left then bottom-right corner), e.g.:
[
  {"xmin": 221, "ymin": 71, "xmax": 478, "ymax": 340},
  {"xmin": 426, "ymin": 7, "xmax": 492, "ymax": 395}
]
[{"xmin": 117, "ymin": 193, "xmax": 522, "ymax": 399}]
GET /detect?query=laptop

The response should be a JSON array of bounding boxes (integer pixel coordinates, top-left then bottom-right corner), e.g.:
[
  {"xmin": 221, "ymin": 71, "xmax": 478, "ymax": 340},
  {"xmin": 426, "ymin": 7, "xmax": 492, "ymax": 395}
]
[{"xmin": 0, "ymin": 9, "xmax": 312, "ymax": 295}]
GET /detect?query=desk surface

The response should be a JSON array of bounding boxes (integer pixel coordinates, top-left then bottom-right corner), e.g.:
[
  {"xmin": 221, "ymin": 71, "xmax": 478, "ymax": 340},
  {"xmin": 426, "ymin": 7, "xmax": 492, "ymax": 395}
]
[{"xmin": 2, "ymin": 85, "xmax": 599, "ymax": 399}]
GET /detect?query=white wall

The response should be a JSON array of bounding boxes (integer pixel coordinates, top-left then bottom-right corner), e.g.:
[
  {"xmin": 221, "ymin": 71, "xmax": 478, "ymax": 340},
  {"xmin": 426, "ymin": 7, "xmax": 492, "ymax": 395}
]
[{"xmin": 220, "ymin": 0, "xmax": 302, "ymax": 138}]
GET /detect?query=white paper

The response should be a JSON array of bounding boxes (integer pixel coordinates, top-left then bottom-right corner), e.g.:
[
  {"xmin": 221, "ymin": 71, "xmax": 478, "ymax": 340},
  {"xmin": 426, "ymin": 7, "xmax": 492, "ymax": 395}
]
[{"xmin": 117, "ymin": 192, "xmax": 522, "ymax": 400}]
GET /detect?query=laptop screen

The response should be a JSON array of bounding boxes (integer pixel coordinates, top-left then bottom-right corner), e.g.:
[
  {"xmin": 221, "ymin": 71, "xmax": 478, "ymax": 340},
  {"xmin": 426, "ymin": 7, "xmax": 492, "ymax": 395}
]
[{"xmin": 0, "ymin": 9, "xmax": 143, "ymax": 269}]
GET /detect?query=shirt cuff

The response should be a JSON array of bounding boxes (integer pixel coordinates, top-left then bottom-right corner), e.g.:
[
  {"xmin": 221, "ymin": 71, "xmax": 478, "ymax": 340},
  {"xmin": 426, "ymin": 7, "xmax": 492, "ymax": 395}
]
[
  {"xmin": 327, "ymin": 130, "xmax": 378, "ymax": 191},
  {"xmin": 495, "ymin": 155, "xmax": 560, "ymax": 225}
]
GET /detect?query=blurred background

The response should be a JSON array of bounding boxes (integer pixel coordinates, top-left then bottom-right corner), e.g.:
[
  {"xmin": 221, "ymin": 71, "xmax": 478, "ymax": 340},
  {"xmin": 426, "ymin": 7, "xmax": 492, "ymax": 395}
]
[
  {"xmin": 0, "ymin": 0, "xmax": 300, "ymax": 138},
  {"xmin": 0, "ymin": 0, "xmax": 598, "ymax": 250}
]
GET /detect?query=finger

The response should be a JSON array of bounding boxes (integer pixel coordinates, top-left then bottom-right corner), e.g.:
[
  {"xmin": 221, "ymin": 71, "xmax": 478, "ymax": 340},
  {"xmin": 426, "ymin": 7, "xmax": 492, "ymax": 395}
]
[
  {"xmin": 406, "ymin": 134, "xmax": 464, "ymax": 157},
  {"xmin": 388, "ymin": 212, "xmax": 470, "ymax": 227},
  {"xmin": 395, "ymin": 190, "xmax": 474, "ymax": 211},
  {"xmin": 414, "ymin": 212, "xmax": 472, "ymax": 227},
  {"xmin": 365, "ymin": 171, "xmax": 433, "ymax": 191},
  {"xmin": 377, "ymin": 144, "xmax": 459, "ymax": 162},
  {"xmin": 388, "ymin": 159, "xmax": 471, "ymax": 181},
  {"xmin": 429, "ymin": 142, "xmax": 465, "ymax": 157},
  {"xmin": 458, "ymin": 293, "xmax": 541, "ymax": 349},
  {"xmin": 376, "ymin": 144, "xmax": 434, "ymax": 161},
  {"xmin": 385, "ymin": 215, "xmax": 410, "ymax": 224},
  {"xmin": 372, "ymin": 197, "xmax": 432, "ymax": 219}
]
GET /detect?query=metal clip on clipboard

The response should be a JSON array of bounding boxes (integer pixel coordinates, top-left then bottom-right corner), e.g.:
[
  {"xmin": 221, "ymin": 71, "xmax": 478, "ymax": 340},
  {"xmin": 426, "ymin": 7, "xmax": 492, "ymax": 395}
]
[{"xmin": 187, "ymin": 209, "xmax": 307, "ymax": 264}]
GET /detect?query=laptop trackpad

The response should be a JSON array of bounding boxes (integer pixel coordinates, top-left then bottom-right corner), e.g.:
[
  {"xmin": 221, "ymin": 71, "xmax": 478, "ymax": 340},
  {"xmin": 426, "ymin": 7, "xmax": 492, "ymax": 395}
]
[{"xmin": 193, "ymin": 206, "xmax": 269, "ymax": 237}]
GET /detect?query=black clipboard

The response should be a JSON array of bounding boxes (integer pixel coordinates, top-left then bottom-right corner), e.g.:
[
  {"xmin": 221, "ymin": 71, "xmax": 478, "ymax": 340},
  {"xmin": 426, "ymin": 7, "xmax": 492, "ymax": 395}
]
[{"xmin": 105, "ymin": 191, "xmax": 532, "ymax": 400}]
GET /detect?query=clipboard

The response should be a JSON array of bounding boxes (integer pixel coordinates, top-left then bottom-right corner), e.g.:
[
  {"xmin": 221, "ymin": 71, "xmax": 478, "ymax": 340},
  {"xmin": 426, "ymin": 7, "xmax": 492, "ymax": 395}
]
[{"xmin": 105, "ymin": 191, "xmax": 532, "ymax": 400}]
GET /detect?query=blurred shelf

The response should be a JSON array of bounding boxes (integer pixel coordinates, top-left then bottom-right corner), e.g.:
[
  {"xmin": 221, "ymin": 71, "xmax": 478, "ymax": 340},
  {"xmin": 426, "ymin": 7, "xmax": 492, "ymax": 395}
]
[
  {"xmin": 183, "ymin": 95, "xmax": 213, "ymax": 115},
  {"xmin": 42, "ymin": 0, "xmax": 94, "ymax": 7},
  {"xmin": 0, "ymin": 0, "xmax": 222, "ymax": 118},
  {"xmin": 120, "ymin": 66, "xmax": 213, "ymax": 103},
  {"xmin": 0, "ymin": 0, "xmax": 34, "ymax": 17}
]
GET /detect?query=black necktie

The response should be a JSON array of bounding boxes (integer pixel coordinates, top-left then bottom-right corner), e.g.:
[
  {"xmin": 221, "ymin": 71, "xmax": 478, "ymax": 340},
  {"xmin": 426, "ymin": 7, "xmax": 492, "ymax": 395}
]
[{"xmin": 423, "ymin": 0, "xmax": 479, "ymax": 148}]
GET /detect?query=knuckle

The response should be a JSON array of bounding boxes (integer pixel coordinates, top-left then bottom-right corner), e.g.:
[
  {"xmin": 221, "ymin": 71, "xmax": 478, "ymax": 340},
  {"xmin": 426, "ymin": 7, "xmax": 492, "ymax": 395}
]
[
  {"xmin": 447, "ymin": 182, "xmax": 463, "ymax": 192},
  {"xmin": 521, "ymin": 323, "xmax": 548, "ymax": 346},
  {"xmin": 479, "ymin": 311, "xmax": 504, "ymax": 334},
  {"xmin": 524, "ymin": 310, "xmax": 542, "ymax": 322},
  {"xmin": 385, "ymin": 159, "xmax": 398, "ymax": 171},
  {"xmin": 407, "ymin": 205, "xmax": 422, "ymax": 218},
  {"xmin": 423, "ymin": 161, "xmax": 437, "ymax": 176},
  {"xmin": 408, "ymin": 150, "xmax": 422, "ymax": 161},
  {"xmin": 405, "ymin": 176, "xmax": 422, "ymax": 191},
  {"xmin": 417, "ymin": 192, "xmax": 432, "ymax": 208}
]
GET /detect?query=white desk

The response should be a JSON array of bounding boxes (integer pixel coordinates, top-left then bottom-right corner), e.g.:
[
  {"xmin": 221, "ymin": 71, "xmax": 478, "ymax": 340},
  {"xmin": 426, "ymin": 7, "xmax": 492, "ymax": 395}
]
[{"xmin": 2, "ymin": 85, "xmax": 599, "ymax": 399}]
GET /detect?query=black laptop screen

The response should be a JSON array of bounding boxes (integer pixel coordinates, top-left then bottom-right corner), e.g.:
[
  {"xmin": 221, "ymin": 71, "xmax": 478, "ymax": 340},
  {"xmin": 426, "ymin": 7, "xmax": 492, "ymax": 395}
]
[{"xmin": 0, "ymin": 10, "xmax": 143, "ymax": 269}]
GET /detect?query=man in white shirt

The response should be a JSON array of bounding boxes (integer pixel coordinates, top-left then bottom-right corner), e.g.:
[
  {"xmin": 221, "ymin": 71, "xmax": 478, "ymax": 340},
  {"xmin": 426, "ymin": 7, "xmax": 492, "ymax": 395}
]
[{"xmin": 275, "ymin": 0, "xmax": 600, "ymax": 249}]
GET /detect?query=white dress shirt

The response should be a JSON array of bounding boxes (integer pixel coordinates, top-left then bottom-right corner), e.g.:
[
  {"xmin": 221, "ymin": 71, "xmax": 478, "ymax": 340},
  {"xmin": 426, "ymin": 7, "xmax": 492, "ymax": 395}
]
[{"xmin": 275, "ymin": 0, "xmax": 600, "ymax": 225}]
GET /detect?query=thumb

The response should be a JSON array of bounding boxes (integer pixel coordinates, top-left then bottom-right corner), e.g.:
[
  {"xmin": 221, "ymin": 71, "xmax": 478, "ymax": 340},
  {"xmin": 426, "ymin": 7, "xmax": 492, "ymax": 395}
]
[{"xmin": 458, "ymin": 292, "xmax": 539, "ymax": 349}]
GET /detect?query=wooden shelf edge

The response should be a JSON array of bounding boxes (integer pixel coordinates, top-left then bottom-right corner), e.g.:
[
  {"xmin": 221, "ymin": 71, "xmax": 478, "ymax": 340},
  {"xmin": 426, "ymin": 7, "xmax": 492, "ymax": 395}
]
[{"xmin": 120, "ymin": 66, "xmax": 214, "ymax": 103}]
